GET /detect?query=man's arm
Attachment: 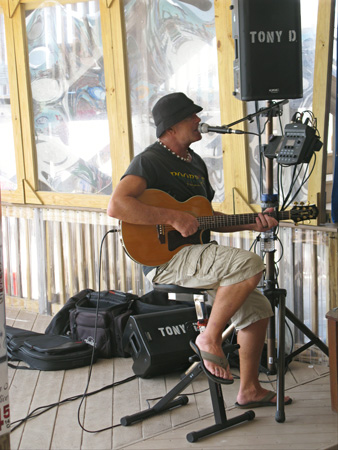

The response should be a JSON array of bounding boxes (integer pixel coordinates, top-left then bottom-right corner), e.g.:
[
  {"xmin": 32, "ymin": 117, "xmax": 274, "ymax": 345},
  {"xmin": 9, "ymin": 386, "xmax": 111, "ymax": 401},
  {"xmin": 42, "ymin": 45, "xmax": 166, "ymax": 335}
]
[{"xmin": 107, "ymin": 175, "xmax": 200, "ymax": 237}]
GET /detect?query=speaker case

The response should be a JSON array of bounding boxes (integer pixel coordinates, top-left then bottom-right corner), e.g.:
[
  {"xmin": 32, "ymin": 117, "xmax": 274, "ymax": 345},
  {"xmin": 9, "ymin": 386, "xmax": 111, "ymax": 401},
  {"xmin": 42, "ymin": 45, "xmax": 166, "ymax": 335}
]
[
  {"xmin": 232, "ymin": 0, "xmax": 303, "ymax": 101},
  {"xmin": 123, "ymin": 308, "xmax": 199, "ymax": 378}
]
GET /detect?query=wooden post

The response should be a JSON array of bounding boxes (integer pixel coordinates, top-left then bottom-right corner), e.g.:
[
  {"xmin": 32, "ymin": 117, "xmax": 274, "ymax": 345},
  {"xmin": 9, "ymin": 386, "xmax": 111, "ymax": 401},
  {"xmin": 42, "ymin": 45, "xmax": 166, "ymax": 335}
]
[{"xmin": 0, "ymin": 189, "xmax": 11, "ymax": 449}]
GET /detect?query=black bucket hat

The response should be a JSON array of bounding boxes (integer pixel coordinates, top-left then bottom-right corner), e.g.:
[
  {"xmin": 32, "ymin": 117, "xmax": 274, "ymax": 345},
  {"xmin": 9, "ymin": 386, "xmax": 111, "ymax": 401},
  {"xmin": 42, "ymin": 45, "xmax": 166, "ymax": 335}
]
[{"xmin": 152, "ymin": 92, "xmax": 203, "ymax": 138}]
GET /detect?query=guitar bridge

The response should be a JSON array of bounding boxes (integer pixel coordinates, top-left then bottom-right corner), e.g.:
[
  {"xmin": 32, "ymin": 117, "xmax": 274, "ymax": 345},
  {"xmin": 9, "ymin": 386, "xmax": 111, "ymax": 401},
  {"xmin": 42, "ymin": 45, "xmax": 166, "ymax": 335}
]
[{"xmin": 156, "ymin": 225, "xmax": 166, "ymax": 244}]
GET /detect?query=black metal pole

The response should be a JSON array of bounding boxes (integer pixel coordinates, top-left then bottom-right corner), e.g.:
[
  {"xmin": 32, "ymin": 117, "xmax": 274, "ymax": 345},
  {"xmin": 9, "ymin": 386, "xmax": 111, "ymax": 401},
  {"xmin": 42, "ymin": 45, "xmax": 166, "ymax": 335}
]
[{"xmin": 265, "ymin": 103, "xmax": 277, "ymax": 374}]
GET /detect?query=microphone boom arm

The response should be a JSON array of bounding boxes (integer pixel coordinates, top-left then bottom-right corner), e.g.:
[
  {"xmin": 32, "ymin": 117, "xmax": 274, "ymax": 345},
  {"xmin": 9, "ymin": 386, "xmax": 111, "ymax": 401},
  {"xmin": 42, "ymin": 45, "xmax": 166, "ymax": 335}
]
[{"xmin": 225, "ymin": 99, "xmax": 288, "ymax": 128}]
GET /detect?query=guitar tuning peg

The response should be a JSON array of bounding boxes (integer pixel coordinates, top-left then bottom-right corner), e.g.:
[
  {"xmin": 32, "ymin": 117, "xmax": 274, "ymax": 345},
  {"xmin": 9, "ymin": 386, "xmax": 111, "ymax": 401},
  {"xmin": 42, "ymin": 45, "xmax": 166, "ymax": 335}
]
[
  {"xmin": 294, "ymin": 201, "xmax": 298, "ymax": 205},
  {"xmin": 300, "ymin": 201, "xmax": 304, "ymax": 206}
]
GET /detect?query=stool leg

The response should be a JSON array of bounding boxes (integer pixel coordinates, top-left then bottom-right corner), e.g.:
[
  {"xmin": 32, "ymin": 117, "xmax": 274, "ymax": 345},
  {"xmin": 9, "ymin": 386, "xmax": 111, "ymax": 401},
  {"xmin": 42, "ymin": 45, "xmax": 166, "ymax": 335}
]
[
  {"xmin": 193, "ymin": 293, "xmax": 209, "ymax": 332},
  {"xmin": 188, "ymin": 292, "xmax": 255, "ymax": 443}
]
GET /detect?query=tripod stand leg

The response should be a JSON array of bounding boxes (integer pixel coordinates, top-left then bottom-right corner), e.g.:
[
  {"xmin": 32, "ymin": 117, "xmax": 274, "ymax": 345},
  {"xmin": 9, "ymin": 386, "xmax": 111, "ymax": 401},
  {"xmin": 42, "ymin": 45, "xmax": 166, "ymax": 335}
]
[
  {"xmin": 275, "ymin": 291, "xmax": 286, "ymax": 423},
  {"xmin": 285, "ymin": 307, "xmax": 329, "ymax": 363}
]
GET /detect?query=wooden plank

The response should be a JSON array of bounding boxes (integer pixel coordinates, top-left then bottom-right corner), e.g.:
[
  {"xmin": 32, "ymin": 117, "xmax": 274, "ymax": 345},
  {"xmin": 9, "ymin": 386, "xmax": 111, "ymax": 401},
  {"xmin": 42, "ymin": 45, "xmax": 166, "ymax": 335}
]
[
  {"xmin": 45, "ymin": 220, "xmax": 53, "ymax": 312},
  {"xmin": 75, "ymin": 221, "xmax": 85, "ymax": 292},
  {"xmin": 19, "ymin": 370, "xmax": 64, "ymax": 450},
  {"xmin": 12, "ymin": 309, "xmax": 37, "ymax": 330},
  {"xmin": 1, "ymin": 10, "xmax": 26, "ymax": 205},
  {"xmin": 84, "ymin": 219, "xmax": 95, "ymax": 289},
  {"xmin": 50, "ymin": 366, "xmax": 91, "ymax": 450},
  {"xmin": 165, "ymin": 372, "xmax": 201, "ymax": 428},
  {"xmin": 63, "ymin": 222, "xmax": 74, "ymax": 297},
  {"xmin": 81, "ymin": 359, "xmax": 114, "ymax": 449},
  {"xmin": 328, "ymin": 231, "xmax": 338, "ymax": 310},
  {"xmin": 308, "ymin": 0, "xmax": 335, "ymax": 222},
  {"xmin": 54, "ymin": 220, "xmax": 66, "ymax": 306},
  {"xmin": 108, "ymin": 0, "xmax": 134, "ymax": 187},
  {"xmin": 5, "ymin": 306, "xmax": 20, "ymax": 325},
  {"xmin": 9, "ymin": 367, "xmax": 40, "ymax": 450},
  {"xmin": 214, "ymin": 0, "xmax": 248, "ymax": 214},
  {"xmin": 100, "ymin": 0, "xmax": 133, "ymax": 190},
  {"xmin": 11, "ymin": 5, "xmax": 38, "ymax": 195},
  {"xmin": 5, "ymin": 313, "xmax": 337, "ymax": 450},
  {"xmin": 112, "ymin": 357, "xmax": 143, "ymax": 449},
  {"xmin": 24, "ymin": 217, "xmax": 32, "ymax": 301}
]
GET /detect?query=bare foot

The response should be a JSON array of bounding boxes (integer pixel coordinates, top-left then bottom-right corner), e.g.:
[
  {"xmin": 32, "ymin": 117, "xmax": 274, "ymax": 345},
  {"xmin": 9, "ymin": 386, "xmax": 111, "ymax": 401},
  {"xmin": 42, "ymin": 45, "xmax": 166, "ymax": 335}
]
[{"xmin": 195, "ymin": 333, "xmax": 233, "ymax": 381}]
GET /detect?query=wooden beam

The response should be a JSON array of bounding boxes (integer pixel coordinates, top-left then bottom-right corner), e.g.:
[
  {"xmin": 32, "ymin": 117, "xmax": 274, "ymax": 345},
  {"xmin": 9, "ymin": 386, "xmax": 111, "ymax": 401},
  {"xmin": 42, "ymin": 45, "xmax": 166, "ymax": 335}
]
[
  {"xmin": 308, "ymin": 0, "xmax": 335, "ymax": 223},
  {"xmin": 1, "ymin": 9, "xmax": 26, "ymax": 204},
  {"xmin": 8, "ymin": 0, "xmax": 20, "ymax": 18},
  {"xmin": 0, "ymin": 0, "xmax": 9, "ymax": 17},
  {"xmin": 12, "ymin": 5, "xmax": 38, "ymax": 192},
  {"xmin": 214, "ymin": 0, "xmax": 249, "ymax": 214},
  {"xmin": 101, "ymin": 0, "xmax": 134, "ymax": 191}
]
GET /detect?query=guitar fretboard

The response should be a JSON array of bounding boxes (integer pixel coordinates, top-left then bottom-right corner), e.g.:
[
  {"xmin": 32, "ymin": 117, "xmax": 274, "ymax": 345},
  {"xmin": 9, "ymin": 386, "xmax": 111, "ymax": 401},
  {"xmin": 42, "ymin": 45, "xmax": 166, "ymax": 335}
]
[{"xmin": 196, "ymin": 211, "xmax": 290, "ymax": 229}]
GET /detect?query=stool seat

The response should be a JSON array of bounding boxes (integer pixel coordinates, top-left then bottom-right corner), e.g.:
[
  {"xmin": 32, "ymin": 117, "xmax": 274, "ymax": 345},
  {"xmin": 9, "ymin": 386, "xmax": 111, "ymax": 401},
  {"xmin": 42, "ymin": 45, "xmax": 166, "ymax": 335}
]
[
  {"xmin": 153, "ymin": 283, "xmax": 209, "ymax": 328},
  {"xmin": 153, "ymin": 283, "xmax": 208, "ymax": 295}
]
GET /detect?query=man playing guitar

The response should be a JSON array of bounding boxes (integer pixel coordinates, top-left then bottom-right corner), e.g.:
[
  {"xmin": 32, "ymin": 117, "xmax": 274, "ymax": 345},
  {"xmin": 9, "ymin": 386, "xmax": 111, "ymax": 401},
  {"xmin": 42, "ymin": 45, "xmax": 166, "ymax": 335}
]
[{"xmin": 107, "ymin": 92, "xmax": 292, "ymax": 409}]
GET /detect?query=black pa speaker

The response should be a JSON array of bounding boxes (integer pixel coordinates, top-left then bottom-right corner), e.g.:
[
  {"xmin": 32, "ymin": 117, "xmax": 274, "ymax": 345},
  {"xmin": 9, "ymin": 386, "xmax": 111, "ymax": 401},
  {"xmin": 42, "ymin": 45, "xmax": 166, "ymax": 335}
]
[
  {"xmin": 231, "ymin": 0, "xmax": 303, "ymax": 101},
  {"xmin": 122, "ymin": 308, "xmax": 199, "ymax": 378}
]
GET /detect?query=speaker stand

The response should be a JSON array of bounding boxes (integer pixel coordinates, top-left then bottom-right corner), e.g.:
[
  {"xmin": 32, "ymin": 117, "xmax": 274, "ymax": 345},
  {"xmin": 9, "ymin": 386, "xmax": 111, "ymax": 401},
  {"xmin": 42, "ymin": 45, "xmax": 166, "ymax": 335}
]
[{"xmin": 120, "ymin": 343, "xmax": 255, "ymax": 443}]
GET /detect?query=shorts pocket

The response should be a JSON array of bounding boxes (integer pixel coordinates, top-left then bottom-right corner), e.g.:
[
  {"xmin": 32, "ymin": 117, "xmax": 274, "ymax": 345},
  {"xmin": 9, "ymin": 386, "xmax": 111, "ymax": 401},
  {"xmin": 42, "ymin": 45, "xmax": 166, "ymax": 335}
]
[{"xmin": 186, "ymin": 242, "xmax": 218, "ymax": 277}]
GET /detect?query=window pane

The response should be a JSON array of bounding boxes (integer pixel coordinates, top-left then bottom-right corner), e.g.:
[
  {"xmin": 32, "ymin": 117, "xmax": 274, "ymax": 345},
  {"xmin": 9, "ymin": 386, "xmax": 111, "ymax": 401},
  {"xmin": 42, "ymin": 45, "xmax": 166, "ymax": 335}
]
[
  {"xmin": 26, "ymin": 1, "xmax": 112, "ymax": 194},
  {"xmin": 124, "ymin": 0, "xmax": 224, "ymax": 202},
  {"xmin": 0, "ymin": 12, "xmax": 17, "ymax": 191}
]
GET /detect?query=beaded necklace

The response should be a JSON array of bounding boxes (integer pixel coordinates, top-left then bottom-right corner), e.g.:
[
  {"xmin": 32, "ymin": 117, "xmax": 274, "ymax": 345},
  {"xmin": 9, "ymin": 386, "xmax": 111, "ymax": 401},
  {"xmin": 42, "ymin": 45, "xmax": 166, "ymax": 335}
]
[{"xmin": 157, "ymin": 138, "xmax": 192, "ymax": 162}]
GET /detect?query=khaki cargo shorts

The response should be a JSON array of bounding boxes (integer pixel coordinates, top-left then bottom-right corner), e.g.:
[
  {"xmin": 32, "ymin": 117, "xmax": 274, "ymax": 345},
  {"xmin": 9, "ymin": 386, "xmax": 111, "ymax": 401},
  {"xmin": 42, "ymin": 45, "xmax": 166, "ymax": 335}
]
[{"xmin": 148, "ymin": 242, "xmax": 273, "ymax": 330}]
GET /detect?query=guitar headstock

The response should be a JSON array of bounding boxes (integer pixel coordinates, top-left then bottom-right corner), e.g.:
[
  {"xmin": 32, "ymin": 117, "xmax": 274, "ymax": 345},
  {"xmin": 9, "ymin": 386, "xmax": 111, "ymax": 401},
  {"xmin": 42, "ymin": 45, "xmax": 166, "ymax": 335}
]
[{"xmin": 289, "ymin": 203, "xmax": 319, "ymax": 223}]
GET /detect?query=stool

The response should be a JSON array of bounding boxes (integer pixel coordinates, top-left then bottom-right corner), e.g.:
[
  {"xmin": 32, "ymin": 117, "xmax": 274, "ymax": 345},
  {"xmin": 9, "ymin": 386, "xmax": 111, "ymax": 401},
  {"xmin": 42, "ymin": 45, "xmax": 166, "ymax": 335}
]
[
  {"xmin": 326, "ymin": 308, "xmax": 338, "ymax": 413},
  {"xmin": 120, "ymin": 283, "xmax": 255, "ymax": 443},
  {"xmin": 153, "ymin": 284, "xmax": 210, "ymax": 331}
]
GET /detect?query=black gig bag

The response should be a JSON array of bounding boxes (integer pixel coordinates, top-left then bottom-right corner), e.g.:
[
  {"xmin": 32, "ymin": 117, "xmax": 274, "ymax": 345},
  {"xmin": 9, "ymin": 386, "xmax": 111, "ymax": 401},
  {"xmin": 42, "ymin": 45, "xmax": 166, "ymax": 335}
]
[
  {"xmin": 69, "ymin": 290, "xmax": 137, "ymax": 358},
  {"xmin": 45, "ymin": 288, "xmax": 94, "ymax": 336},
  {"xmin": 6, "ymin": 326, "xmax": 96, "ymax": 371}
]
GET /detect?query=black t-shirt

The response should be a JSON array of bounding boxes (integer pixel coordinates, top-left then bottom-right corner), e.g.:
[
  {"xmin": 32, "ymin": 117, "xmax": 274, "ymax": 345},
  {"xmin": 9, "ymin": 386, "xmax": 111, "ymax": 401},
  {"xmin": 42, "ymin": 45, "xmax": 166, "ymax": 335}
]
[
  {"xmin": 122, "ymin": 141, "xmax": 215, "ymax": 203},
  {"xmin": 122, "ymin": 141, "xmax": 215, "ymax": 273}
]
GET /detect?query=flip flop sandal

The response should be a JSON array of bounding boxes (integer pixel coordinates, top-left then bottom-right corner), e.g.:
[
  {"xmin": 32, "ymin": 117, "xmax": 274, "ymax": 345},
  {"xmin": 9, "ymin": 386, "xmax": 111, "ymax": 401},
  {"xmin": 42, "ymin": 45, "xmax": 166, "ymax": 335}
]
[
  {"xmin": 190, "ymin": 340, "xmax": 234, "ymax": 385},
  {"xmin": 235, "ymin": 390, "xmax": 293, "ymax": 409}
]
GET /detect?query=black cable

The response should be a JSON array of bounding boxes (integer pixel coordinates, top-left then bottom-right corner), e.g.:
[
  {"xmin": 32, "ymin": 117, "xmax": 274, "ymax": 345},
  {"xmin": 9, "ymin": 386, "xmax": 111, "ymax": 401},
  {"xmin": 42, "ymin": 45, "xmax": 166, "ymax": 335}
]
[
  {"xmin": 10, "ymin": 228, "xmax": 138, "ymax": 434},
  {"xmin": 77, "ymin": 228, "xmax": 122, "ymax": 434},
  {"xmin": 10, "ymin": 375, "xmax": 136, "ymax": 432}
]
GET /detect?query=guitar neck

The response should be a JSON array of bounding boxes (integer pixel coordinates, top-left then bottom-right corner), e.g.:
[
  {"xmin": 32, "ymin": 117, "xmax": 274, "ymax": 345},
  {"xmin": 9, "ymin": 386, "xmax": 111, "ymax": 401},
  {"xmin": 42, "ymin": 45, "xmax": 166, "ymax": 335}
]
[{"xmin": 198, "ymin": 210, "xmax": 290, "ymax": 229}]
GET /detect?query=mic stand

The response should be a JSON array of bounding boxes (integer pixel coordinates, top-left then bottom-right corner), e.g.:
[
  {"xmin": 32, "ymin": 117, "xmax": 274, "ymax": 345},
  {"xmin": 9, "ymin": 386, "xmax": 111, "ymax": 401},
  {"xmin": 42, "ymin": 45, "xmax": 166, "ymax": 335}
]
[
  {"xmin": 226, "ymin": 100, "xmax": 329, "ymax": 423},
  {"xmin": 258, "ymin": 102, "xmax": 328, "ymax": 423}
]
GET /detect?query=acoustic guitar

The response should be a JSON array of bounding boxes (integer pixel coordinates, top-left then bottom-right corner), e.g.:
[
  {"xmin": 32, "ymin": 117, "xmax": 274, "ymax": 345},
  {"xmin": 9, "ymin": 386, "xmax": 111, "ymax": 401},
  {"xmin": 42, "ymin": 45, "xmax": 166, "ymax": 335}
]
[{"xmin": 120, "ymin": 189, "xmax": 318, "ymax": 266}]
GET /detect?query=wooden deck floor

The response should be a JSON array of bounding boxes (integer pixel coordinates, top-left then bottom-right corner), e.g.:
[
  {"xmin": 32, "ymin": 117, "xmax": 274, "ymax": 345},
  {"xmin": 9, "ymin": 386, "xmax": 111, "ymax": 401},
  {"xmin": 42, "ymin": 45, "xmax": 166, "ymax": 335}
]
[{"xmin": 6, "ymin": 307, "xmax": 338, "ymax": 450}]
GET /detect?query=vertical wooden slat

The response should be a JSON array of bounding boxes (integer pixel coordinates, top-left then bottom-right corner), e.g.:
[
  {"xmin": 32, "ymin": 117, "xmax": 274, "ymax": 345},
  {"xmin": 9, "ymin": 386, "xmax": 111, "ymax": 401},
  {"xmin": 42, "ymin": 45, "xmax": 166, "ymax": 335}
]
[
  {"xmin": 75, "ymin": 216, "xmax": 85, "ymax": 292},
  {"xmin": 55, "ymin": 220, "xmax": 66, "ymax": 307},
  {"xmin": 11, "ymin": 4, "xmax": 39, "ymax": 201},
  {"xmin": 310, "ymin": 230, "xmax": 318, "ymax": 335},
  {"xmin": 23, "ymin": 213, "xmax": 31, "ymax": 301},
  {"xmin": 13, "ymin": 216, "xmax": 22, "ymax": 297},
  {"xmin": 45, "ymin": 217, "xmax": 52, "ymax": 314},
  {"xmin": 63, "ymin": 219, "xmax": 74, "ymax": 298},
  {"xmin": 214, "ymin": 0, "xmax": 248, "ymax": 214},
  {"xmin": 85, "ymin": 215, "xmax": 95, "ymax": 289},
  {"xmin": 100, "ymin": 0, "xmax": 133, "ymax": 188},
  {"xmin": 328, "ymin": 232, "xmax": 338, "ymax": 310},
  {"xmin": 1, "ymin": 6, "xmax": 26, "ymax": 204},
  {"xmin": 308, "ymin": 0, "xmax": 335, "ymax": 221}
]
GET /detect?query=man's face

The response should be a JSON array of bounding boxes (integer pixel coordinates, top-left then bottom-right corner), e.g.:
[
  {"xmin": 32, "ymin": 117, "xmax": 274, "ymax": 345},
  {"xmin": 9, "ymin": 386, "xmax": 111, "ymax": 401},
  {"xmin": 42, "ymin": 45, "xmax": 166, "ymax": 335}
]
[{"xmin": 171, "ymin": 113, "xmax": 202, "ymax": 145}]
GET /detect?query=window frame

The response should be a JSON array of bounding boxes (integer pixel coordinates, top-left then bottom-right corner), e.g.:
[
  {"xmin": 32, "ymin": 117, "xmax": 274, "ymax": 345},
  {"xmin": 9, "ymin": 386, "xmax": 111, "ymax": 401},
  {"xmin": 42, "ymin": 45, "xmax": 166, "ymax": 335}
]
[{"xmin": 0, "ymin": 0, "xmax": 335, "ymax": 223}]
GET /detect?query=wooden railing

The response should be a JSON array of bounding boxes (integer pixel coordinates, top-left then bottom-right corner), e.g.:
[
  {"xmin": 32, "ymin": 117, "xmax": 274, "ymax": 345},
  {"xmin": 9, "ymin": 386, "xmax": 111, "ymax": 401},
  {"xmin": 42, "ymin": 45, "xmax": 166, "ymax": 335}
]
[{"xmin": 2, "ymin": 204, "xmax": 337, "ymax": 364}]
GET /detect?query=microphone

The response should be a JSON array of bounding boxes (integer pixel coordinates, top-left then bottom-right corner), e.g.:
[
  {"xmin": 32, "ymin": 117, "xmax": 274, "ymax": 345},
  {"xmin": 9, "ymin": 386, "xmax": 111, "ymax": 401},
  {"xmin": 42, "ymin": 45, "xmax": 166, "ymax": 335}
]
[{"xmin": 198, "ymin": 123, "xmax": 244, "ymax": 134}]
